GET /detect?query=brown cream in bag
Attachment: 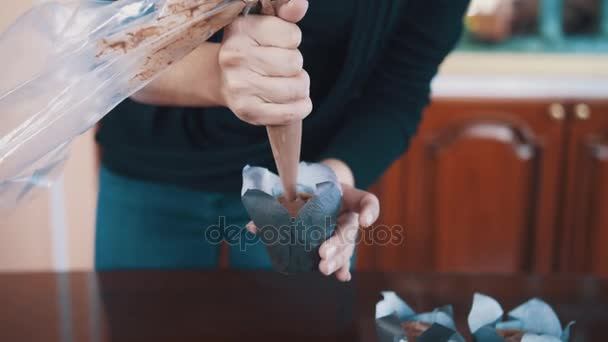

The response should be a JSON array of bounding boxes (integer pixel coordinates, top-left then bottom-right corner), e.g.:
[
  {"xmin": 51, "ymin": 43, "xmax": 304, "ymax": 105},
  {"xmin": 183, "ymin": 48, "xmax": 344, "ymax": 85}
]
[
  {"xmin": 97, "ymin": 0, "xmax": 247, "ymax": 81},
  {"xmin": 99, "ymin": 0, "xmax": 306, "ymax": 215}
]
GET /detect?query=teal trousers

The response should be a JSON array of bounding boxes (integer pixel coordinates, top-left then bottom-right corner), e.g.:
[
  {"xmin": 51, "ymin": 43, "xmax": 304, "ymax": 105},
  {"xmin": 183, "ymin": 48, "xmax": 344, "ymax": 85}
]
[{"xmin": 95, "ymin": 167, "xmax": 272, "ymax": 270}]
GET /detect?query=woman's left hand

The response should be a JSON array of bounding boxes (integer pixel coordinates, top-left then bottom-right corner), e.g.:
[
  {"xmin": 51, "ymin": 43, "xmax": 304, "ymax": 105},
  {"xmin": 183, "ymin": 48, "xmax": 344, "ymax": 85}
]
[
  {"xmin": 316, "ymin": 184, "xmax": 380, "ymax": 281},
  {"xmin": 246, "ymin": 182, "xmax": 380, "ymax": 283}
]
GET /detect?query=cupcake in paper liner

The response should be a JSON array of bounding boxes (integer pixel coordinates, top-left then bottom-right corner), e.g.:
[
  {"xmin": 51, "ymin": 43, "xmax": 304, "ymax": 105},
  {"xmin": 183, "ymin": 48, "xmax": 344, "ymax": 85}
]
[
  {"xmin": 375, "ymin": 291, "xmax": 466, "ymax": 342},
  {"xmin": 468, "ymin": 293, "xmax": 575, "ymax": 342},
  {"xmin": 241, "ymin": 162, "xmax": 342, "ymax": 274}
]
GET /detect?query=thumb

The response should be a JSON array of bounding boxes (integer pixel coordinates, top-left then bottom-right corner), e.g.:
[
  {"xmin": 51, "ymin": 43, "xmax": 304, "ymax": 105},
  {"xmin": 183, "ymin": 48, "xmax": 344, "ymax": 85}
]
[
  {"xmin": 276, "ymin": 0, "xmax": 309, "ymax": 23},
  {"xmin": 342, "ymin": 185, "xmax": 380, "ymax": 228}
]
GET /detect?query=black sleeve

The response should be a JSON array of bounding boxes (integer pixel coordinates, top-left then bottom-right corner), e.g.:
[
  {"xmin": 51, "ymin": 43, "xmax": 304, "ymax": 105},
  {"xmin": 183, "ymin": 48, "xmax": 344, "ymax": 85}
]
[{"xmin": 319, "ymin": 0, "xmax": 470, "ymax": 188}]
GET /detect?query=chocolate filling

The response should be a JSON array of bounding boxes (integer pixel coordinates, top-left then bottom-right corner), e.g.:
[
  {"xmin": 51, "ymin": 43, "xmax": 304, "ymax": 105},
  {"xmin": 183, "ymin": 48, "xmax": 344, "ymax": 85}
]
[
  {"xmin": 96, "ymin": 0, "xmax": 246, "ymax": 81},
  {"xmin": 278, "ymin": 193, "xmax": 312, "ymax": 218},
  {"xmin": 497, "ymin": 329, "xmax": 525, "ymax": 342},
  {"xmin": 401, "ymin": 321, "xmax": 432, "ymax": 341}
]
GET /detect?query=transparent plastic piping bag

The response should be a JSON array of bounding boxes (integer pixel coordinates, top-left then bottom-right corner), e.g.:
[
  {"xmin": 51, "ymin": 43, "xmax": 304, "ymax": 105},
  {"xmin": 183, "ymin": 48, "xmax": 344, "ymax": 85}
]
[{"xmin": 0, "ymin": 0, "xmax": 257, "ymax": 209}]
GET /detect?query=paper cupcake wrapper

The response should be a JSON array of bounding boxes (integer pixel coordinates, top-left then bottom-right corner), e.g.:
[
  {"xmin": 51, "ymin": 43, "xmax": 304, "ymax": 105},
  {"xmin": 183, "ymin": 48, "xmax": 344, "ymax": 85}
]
[
  {"xmin": 468, "ymin": 293, "xmax": 575, "ymax": 342},
  {"xmin": 375, "ymin": 291, "xmax": 465, "ymax": 342},
  {"xmin": 241, "ymin": 163, "xmax": 342, "ymax": 274}
]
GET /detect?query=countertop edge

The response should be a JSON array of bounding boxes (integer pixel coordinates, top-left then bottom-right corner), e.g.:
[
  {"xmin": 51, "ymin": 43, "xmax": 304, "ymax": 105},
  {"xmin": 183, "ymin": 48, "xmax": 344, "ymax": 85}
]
[{"xmin": 431, "ymin": 74, "xmax": 608, "ymax": 99}]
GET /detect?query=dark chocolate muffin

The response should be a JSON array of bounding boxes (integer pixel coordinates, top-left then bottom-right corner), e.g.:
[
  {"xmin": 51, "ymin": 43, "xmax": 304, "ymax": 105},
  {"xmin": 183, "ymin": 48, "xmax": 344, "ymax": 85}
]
[
  {"xmin": 401, "ymin": 321, "xmax": 432, "ymax": 341},
  {"xmin": 497, "ymin": 329, "xmax": 526, "ymax": 342}
]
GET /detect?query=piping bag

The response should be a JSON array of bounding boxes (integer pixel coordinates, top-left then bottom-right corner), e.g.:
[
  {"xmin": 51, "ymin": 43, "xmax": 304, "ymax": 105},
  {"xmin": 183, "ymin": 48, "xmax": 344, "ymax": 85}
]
[
  {"xmin": 0, "ymin": 0, "xmax": 298, "ymax": 208},
  {"xmin": 256, "ymin": 0, "xmax": 304, "ymax": 215},
  {"xmin": 0, "ymin": 0, "xmax": 341, "ymax": 273},
  {"xmin": 240, "ymin": 2, "xmax": 341, "ymax": 275}
]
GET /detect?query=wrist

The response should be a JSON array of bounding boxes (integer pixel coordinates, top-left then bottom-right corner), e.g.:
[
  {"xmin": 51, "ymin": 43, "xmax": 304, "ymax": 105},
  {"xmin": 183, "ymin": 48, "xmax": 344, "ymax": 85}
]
[
  {"xmin": 201, "ymin": 43, "xmax": 226, "ymax": 107},
  {"xmin": 321, "ymin": 158, "xmax": 355, "ymax": 187}
]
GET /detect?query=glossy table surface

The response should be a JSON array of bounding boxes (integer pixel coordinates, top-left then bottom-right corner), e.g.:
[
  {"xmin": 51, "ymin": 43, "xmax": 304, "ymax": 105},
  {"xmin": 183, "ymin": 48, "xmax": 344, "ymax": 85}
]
[{"xmin": 1, "ymin": 271, "xmax": 607, "ymax": 341}]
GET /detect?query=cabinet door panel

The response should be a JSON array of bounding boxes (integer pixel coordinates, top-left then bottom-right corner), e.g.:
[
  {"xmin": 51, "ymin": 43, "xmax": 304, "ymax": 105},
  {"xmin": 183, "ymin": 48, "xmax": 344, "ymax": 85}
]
[
  {"xmin": 361, "ymin": 101, "xmax": 565, "ymax": 273},
  {"xmin": 560, "ymin": 103, "xmax": 608, "ymax": 276},
  {"xmin": 591, "ymin": 146, "xmax": 608, "ymax": 276},
  {"xmin": 428, "ymin": 122, "xmax": 539, "ymax": 272}
]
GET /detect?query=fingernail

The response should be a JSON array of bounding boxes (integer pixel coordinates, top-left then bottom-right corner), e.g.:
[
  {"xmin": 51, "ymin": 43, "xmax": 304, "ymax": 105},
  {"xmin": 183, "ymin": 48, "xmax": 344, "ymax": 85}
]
[
  {"xmin": 346, "ymin": 273, "xmax": 352, "ymax": 282},
  {"xmin": 325, "ymin": 245, "xmax": 337, "ymax": 258},
  {"xmin": 363, "ymin": 213, "xmax": 372, "ymax": 226},
  {"xmin": 326, "ymin": 261, "xmax": 336, "ymax": 274}
]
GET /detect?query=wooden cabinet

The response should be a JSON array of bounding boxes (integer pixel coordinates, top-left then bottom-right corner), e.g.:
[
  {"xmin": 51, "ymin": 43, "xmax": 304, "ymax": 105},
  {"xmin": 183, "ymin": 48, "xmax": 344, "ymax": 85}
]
[
  {"xmin": 559, "ymin": 102, "xmax": 608, "ymax": 276},
  {"xmin": 357, "ymin": 100, "xmax": 608, "ymax": 275}
]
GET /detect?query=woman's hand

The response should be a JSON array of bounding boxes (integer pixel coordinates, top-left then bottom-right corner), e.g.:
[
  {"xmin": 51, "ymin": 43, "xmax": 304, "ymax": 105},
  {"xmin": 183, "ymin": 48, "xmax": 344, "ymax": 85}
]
[
  {"xmin": 218, "ymin": 0, "xmax": 312, "ymax": 126},
  {"xmin": 317, "ymin": 184, "xmax": 380, "ymax": 282},
  {"xmin": 246, "ymin": 159, "xmax": 380, "ymax": 282},
  {"xmin": 317, "ymin": 159, "xmax": 379, "ymax": 282},
  {"xmin": 246, "ymin": 183, "xmax": 380, "ymax": 282},
  {"xmin": 130, "ymin": 0, "xmax": 311, "ymax": 116}
]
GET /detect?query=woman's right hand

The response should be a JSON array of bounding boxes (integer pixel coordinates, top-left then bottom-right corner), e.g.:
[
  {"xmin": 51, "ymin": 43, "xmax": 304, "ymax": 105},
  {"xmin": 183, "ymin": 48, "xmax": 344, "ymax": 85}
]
[{"xmin": 218, "ymin": 0, "xmax": 312, "ymax": 126}]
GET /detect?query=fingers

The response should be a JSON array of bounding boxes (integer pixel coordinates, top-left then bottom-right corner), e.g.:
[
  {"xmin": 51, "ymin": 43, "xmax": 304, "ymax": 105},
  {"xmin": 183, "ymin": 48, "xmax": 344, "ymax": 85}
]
[
  {"xmin": 218, "ymin": 36, "xmax": 303, "ymax": 75},
  {"xmin": 250, "ymin": 214, "xmax": 354, "ymax": 282},
  {"xmin": 248, "ymin": 46, "xmax": 304, "ymax": 77},
  {"xmin": 318, "ymin": 213, "xmax": 357, "ymax": 260},
  {"xmin": 257, "ymin": 98, "xmax": 312, "ymax": 124},
  {"xmin": 318, "ymin": 185, "xmax": 381, "ymax": 282},
  {"xmin": 335, "ymin": 262, "xmax": 352, "ymax": 282},
  {"xmin": 254, "ymin": 71, "xmax": 310, "ymax": 102},
  {"xmin": 319, "ymin": 243, "xmax": 354, "ymax": 281},
  {"xmin": 319, "ymin": 213, "xmax": 358, "ymax": 282},
  {"xmin": 276, "ymin": 0, "xmax": 309, "ymax": 23},
  {"xmin": 235, "ymin": 16, "xmax": 302, "ymax": 49},
  {"xmin": 231, "ymin": 96, "xmax": 312, "ymax": 126},
  {"xmin": 358, "ymin": 192, "xmax": 380, "ymax": 228},
  {"xmin": 342, "ymin": 185, "xmax": 380, "ymax": 228},
  {"xmin": 219, "ymin": 14, "xmax": 310, "ymax": 126},
  {"xmin": 246, "ymin": 221, "xmax": 258, "ymax": 234},
  {"xmin": 319, "ymin": 247, "xmax": 352, "ymax": 275}
]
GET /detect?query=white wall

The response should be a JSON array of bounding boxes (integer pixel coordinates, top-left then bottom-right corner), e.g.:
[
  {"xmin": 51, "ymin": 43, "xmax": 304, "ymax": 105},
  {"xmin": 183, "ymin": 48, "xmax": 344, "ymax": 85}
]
[{"xmin": 0, "ymin": 1, "xmax": 97, "ymax": 272}]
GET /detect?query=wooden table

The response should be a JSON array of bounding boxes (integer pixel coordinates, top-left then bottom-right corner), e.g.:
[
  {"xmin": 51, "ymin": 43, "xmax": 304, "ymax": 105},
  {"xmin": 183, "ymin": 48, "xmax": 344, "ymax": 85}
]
[{"xmin": 1, "ymin": 271, "xmax": 607, "ymax": 341}]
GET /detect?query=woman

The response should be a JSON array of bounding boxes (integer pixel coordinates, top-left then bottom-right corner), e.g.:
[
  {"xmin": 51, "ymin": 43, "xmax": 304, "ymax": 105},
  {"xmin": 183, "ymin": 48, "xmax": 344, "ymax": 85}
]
[{"xmin": 96, "ymin": 0, "xmax": 469, "ymax": 281}]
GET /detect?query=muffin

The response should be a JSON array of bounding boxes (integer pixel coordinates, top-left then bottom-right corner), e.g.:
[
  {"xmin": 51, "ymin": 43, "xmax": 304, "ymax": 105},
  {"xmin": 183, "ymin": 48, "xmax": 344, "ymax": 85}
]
[
  {"xmin": 497, "ymin": 329, "xmax": 525, "ymax": 342},
  {"xmin": 401, "ymin": 321, "xmax": 433, "ymax": 341}
]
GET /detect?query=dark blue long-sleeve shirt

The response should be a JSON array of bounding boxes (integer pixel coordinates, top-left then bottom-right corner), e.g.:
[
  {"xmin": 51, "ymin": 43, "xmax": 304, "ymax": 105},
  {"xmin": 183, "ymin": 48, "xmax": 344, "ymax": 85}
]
[{"xmin": 97, "ymin": 0, "xmax": 470, "ymax": 191}]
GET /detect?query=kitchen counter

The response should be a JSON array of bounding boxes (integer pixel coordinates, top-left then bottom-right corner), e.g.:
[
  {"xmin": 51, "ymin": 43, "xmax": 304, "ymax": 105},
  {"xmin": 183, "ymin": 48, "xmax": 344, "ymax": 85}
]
[
  {"xmin": 432, "ymin": 52, "xmax": 608, "ymax": 99},
  {"xmin": 1, "ymin": 270, "xmax": 607, "ymax": 341}
]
